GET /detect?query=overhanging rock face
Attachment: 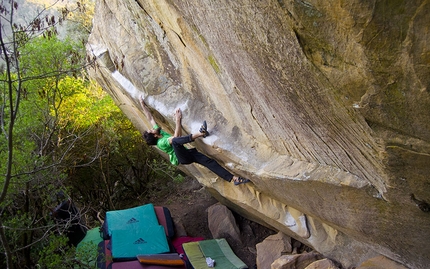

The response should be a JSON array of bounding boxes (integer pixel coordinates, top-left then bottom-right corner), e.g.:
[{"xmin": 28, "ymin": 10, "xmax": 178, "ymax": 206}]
[{"xmin": 86, "ymin": 1, "xmax": 430, "ymax": 268}]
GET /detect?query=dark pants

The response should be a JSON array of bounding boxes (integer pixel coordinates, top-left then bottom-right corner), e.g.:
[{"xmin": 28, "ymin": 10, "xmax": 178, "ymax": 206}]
[{"xmin": 172, "ymin": 135, "xmax": 233, "ymax": 182}]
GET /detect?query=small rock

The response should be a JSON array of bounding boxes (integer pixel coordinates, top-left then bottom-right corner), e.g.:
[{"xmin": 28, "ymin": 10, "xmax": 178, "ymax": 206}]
[{"xmin": 257, "ymin": 231, "xmax": 292, "ymax": 269}]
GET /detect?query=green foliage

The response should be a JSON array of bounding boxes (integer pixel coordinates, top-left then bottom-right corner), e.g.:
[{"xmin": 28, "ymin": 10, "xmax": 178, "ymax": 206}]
[
  {"xmin": 38, "ymin": 234, "xmax": 77, "ymax": 269},
  {"xmin": 0, "ymin": 7, "xmax": 90, "ymax": 267},
  {"xmin": 0, "ymin": 2, "xmax": 184, "ymax": 268},
  {"xmin": 20, "ymin": 35, "xmax": 83, "ymax": 76},
  {"xmin": 149, "ymin": 159, "xmax": 185, "ymax": 183},
  {"xmin": 57, "ymin": 78, "xmax": 123, "ymax": 129},
  {"xmin": 75, "ymin": 241, "xmax": 101, "ymax": 269}
]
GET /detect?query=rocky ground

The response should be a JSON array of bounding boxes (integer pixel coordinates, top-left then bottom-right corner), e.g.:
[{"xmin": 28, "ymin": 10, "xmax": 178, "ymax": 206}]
[
  {"xmin": 152, "ymin": 176, "xmax": 276, "ymax": 268},
  {"xmin": 113, "ymin": 176, "xmax": 405, "ymax": 269}
]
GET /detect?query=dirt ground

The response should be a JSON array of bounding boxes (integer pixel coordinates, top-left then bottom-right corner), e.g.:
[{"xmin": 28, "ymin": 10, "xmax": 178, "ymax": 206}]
[{"xmin": 152, "ymin": 176, "xmax": 276, "ymax": 268}]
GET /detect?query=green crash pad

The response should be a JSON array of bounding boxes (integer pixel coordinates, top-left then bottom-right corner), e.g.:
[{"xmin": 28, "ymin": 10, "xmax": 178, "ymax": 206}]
[
  {"xmin": 182, "ymin": 239, "xmax": 247, "ymax": 269},
  {"xmin": 76, "ymin": 227, "xmax": 103, "ymax": 266},
  {"xmin": 77, "ymin": 227, "xmax": 103, "ymax": 247}
]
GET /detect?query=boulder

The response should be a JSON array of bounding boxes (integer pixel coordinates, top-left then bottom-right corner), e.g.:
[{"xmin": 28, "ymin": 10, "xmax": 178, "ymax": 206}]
[
  {"xmin": 257, "ymin": 232, "xmax": 292, "ymax": 269},
  {"xmin": 207, "ymin": 203, "xmax": 241, "ymax": 245},
  {"xmin": 86, "ymin": 0, "xmax": 430, "ymax": 267},
  {"xmin": 271, "ymin": 252, "xmax": 324, "ymax": 269},
  {"xmin": 304, "ymin": 258, "xmax": 339, "ymax": 269}
]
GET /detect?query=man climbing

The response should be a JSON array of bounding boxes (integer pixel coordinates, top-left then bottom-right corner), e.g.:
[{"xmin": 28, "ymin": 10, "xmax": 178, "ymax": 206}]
[{"xmin": 139, "ymin": 96, "xmax": 251, "ymax": 185}]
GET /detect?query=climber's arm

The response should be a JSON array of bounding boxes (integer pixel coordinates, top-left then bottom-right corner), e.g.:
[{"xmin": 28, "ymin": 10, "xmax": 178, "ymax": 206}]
[
  {"xmin": 139, "ymin": 96, "xmax": 156, "ymax": 127},
  {"xmin": 172, "ymin": 108, "xmax": 182, "ymax": 138}
]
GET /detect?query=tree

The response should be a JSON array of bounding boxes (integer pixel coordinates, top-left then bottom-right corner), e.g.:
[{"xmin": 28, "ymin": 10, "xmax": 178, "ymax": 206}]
[
  {"xmin": 0, "ymin": 1, "xmax": 87, "ymax": 268},
  {"xmin": 0, "ymin": 1, "xmax": 184, "ymax": 268}
]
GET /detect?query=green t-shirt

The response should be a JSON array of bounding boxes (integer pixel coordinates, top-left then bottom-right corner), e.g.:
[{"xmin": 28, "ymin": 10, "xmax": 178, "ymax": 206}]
[{"xmin": 154, "ymin": 125, "xmax": 179, "ymax": 166}]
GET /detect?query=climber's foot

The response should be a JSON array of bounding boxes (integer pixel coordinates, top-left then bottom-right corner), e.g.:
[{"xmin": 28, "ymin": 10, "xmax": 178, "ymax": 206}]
[
  {"xmin": 199, "ymin": 120, "xmax": 210, "ymax": 138},
  {"xmin": 233, "ymin": 177, "xmax": 251, "ymax": 185}
]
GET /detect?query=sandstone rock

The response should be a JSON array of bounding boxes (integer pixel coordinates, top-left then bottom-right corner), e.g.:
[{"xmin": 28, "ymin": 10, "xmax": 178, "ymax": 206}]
[
  {"xmin": 356, "ymin": 255, "xmax": 409, "ymax": 269},
  {"xmin": 87, "ymin": 0, "xmax": 430, "ymax": 268},
  {"xmin": 257, "ymin": 232, "xmax": 292, "ymax": 269},
  {"xmin": 271, "ymin": 252, "xmax": 324, "ymax": 269},
  {"xmin": 304, "ymin": 258, "xmax": 339, "ymax": 269},
  {"xmin": 207, "ymin": 203, "xmax": 241, "ymax": 245}
]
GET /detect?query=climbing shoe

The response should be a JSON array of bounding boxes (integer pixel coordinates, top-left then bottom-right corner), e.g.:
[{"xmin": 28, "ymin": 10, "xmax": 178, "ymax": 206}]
[
  {"xmin": 234, "ymin": 177, "xmax": 251, "ymax": 185},
  {"xmin": 199, "ymin": 120, "xmax": 210, "ymax": 138}
]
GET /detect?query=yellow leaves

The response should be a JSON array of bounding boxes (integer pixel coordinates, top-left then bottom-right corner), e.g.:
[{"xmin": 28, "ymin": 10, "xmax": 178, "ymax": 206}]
[{"xmin": 56, "ymin": 77, "xmax": 121, "ymax": 130}]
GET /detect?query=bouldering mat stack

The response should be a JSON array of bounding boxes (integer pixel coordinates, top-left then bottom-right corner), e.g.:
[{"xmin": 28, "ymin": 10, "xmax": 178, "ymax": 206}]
[
  {"xmin": 111, "ymin": 226, "xmax": 168, "ymax": 259},
  {"xmin": 182, "ymin": 239, "xmax": 247, "ymax": 269},
  {"xmin": 105, "ymin": 204, "xmax": 170, "ymax": 261},
  {"xmin": 97, "ymin": 239, "xmax": 113, "ymax": 269},
  {"xmin": 153, "ymin": 206, "xmax": 175, "ymax": 240},
  {"xmin": 110, "ymin": 260, "xmax": 183, "ymax": 269},
  {"xmin": 96, "ymin": 204, "xmax": 185, "ymax": 269}
]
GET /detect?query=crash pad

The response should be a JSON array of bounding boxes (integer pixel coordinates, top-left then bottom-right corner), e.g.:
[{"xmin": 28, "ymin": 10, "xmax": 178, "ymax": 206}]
[
  {"xmin": 97, "ymin": 240, "xmax": 113, "ymax": 269},
  {"xmin": 153, "ymin": 206, "xmax": 174, "ymax": 239},
  {"xmin": 137, "ymin": 253, "xmax": 184, "ymax": 266},
  {"xmin": 105, "ymin": 204, "xmax": 159, "ymax": 237},
  {"xmin": 77, "ymin": 227, "xmax": 103, "ymax": 249},
  {"xmin": 76, "ymin": 227, "xmax": 103, "ymax": 266},
  {"xmin": 111, "ymin": 225, "xmax": 169, "ymax": 260},
  {"xmin": 110, "ymin": 259, "xmax": 185, "ymax": 269},
  {"xmin": 182, "ymin": 239, "xmax": 247, "ymax": 269},
  {"xmin": 98, "ymin": 206, "xmax": 174, "ymax": 269}
]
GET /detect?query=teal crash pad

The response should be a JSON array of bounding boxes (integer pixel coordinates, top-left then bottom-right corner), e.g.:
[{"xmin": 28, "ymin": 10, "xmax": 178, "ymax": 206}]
[
  {"xmin": 106, "ymin": 204, "xmax": 159, "ymax": 236},
  {"xmin": 111, "ymin": 225, "xmax": 169, "ymax": 260}
]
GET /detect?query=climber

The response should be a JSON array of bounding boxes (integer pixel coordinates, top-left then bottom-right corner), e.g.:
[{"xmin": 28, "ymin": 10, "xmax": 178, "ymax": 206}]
[{"xmin": 139, "ymin": 96, "xmax": 251, "ymax": 185}]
